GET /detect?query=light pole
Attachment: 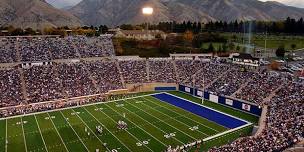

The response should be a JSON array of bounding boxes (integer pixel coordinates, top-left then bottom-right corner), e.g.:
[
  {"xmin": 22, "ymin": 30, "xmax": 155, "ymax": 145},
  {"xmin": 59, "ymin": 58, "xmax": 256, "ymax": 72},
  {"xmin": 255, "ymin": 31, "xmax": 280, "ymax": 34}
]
[{"xmin": 142, "ymin": 7, "xmax": 153, "ymax": 31}]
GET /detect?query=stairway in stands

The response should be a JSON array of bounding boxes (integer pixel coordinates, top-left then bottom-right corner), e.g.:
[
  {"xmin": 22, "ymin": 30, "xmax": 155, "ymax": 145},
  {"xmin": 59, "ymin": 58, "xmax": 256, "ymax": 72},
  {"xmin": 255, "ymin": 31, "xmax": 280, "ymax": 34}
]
[
  {"xmin": 263, "ymin": 83, "xmax": 283, "ymax": 104},
  {"xmin": 115, "ymin": 60, "xmax": 126, "ymax": 88},
  {"xmin": 17, "ymin": 68, "xmax": 29, "ymax": 102},
  {"xmin": 231, "ymin": 81, "xmax": 250, "ymax": 97},
  {"xmin": 146, "ymin": 60, "xmax": 150, "ymax": 82},
  {"xmin": 172, "ymin": 60, "xmax": 180, "ymax": 82},
  {"xmin": 83, "ymin": 63, "xmax": 101, "ymax": 93},
  {"xmin": 203, "ymin": 69, "xmax": 230, "ymax": 90}
]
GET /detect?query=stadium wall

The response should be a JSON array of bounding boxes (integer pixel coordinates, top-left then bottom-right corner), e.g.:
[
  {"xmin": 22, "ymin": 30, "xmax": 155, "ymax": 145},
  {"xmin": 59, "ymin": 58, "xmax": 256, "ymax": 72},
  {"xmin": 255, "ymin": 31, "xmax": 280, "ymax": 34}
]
[
  {"xmin": 126, "ymin": 83, "xmax": 177, "ymax": 92},
  {"xmin": 178, "ymin": 85, "xmax": 262, "ymax": 116}
]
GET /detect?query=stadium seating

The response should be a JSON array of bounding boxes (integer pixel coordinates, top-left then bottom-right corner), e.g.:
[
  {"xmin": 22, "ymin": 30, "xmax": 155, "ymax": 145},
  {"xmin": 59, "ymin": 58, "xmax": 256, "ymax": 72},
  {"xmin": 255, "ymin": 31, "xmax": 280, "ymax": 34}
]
[{"xmin": 0, "ymin": 36, "xmax": 303, "ymax": 152}]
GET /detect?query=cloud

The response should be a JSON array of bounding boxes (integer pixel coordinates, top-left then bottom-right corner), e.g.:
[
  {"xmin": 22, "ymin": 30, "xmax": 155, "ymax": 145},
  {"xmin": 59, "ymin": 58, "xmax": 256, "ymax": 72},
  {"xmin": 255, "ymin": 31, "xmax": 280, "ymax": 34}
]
[{"xmin": 46, "ymin": 0, "xmax": 82, "ymax": 8}]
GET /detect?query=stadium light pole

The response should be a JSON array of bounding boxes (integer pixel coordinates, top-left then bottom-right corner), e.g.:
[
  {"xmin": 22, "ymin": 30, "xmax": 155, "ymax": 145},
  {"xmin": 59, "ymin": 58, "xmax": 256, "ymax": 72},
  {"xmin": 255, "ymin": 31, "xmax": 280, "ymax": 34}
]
[{"xmin": 142, "ymin": 7, "xmax": 153, "ymax": 31}]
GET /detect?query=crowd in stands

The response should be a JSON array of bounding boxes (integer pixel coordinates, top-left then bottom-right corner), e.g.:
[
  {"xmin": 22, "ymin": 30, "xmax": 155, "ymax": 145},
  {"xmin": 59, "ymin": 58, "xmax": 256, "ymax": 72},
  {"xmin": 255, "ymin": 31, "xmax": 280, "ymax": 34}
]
[
  {"xmin": 24, "ymin": 65, "xmax": 64, "ymax": 103},
  {"xmin": 206, "ymin": 66, "xmax": 258, "ymax": 96},
  {"xmin": 175, "ymin": 59, "xmax": 205, "ymax": 83},
  {"xmin": 48, "ymin": 37, "xmax": 79, "ymax": 59},
  {"xmin": 0, "ymin": 69, "xmax": 23, "ymax": 108},
  {"xmin": 58, "ymin": 63, "xmax": 98, "ymax": 98},
  {"xmin": 184, "ymin": 63, "xmax": 230, "ymax": 89},
  {"xmin": 0, "ymin": 58, "xmax": 301, "ymax": 109},
  {"xmin": 148, "ymin": 58, "xmax": 177, "ymax": 83},
  {"xmin": 85, "ymin": 60, "xmax": 123, "ymax": 93},
  {"xmin": 20, "ymin": 38, "xmax": 52, "ymax": 62},
  {"xmin": 235, "ymin": 71, "xmax": 283, "ymax": 104},
  {"xmin": 1, "ymin": 35, "xmax": 115, "ymax": 63},
  {"xmin": 209, "ymin": 78, "xmax": 304, "ymax": 152},
  {"xmin": 119, "ymin": 59, "xmax": 148, "ymax": 84},
  {"xmin": 0, "ymin": 36, "xmax": 303, "ymax": 151},
  {"xmin": 0, "ymin": 38, "xmax": 18, "ymax": 63}
]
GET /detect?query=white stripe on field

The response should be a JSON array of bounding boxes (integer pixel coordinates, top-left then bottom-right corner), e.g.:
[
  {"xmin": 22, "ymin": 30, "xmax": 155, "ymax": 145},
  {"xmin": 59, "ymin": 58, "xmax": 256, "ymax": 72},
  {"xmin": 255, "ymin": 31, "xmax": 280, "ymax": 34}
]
[
  {"xmin": 47, "ymin": 113, "xmax": 69, "ymax": 152},
  {"xmin": 34, "ymin": 115, "xmax": 49, "ymax": 152},
  {"xmin": 59, "ymin": 111, "xmax": 89, "ymax": 152}
]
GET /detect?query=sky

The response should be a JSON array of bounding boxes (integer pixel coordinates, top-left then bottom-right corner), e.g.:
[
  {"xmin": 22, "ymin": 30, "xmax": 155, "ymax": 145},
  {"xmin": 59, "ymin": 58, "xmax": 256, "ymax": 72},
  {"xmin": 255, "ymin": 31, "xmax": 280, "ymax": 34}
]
[
  {"xmin": 46, "ymin": 0, "xmax": 304, "ymax": 9},
  {"xmin": 260, "ymin": 0, "xmax": 304, "ymax": 8}
]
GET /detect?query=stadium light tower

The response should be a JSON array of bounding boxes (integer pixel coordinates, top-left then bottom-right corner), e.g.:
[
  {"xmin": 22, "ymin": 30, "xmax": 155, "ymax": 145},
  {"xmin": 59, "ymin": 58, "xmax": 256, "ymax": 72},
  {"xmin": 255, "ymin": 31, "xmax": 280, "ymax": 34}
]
[{"xmin": 142, "ymin": 7, "xmax": 153, "ymax": 31}]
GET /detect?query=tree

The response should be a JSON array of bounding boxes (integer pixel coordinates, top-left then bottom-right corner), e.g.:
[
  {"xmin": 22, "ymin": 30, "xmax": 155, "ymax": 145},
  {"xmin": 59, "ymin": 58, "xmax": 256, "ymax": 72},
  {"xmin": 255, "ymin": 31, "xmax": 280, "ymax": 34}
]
[
  {"xmin": 11, "ymin": 28, "xmax": 23, "ymax": 36},
  {"xmin": 24, "ymin": 28, "xmax": 36, "ymax": 35},
  {"xmin": 183, "ymin": 30, "xmax": 194, "ymax": 46},
  {"xmin": 120, "ymin": 24, "xmax": 134, "ymax": 30},
  {"xmin": 276, "ymin": 45, "xmax": 286, "ymax": 58},
  {"xmin": 208, "ymin": 43, "xmax": 214, "ymax": 53},
  {"xmin": 291, "ymin": 44, "xmax": 296, "ymax": 50},
  {"xmin": 222, "ymin": 43, "xmax": 228, "ymax": 52},
  {"xmin": 236, "ymin": 45, "xmax": 241, "ymax": 52},
  {"xmin": 269, "ymin": 61, "xmax": 280, "ymax": 70},
  {"xmin": 228, "ymin": 42, "xmax": 235, "ymax": 51}
]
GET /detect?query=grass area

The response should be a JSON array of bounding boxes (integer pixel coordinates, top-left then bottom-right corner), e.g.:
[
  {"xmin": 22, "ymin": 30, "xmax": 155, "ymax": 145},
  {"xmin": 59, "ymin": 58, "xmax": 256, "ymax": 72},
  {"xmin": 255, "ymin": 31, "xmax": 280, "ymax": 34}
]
[
  {"xmin": 1, "ymin": 93, "xmax": 242, "ymax": 152},
  {"xmin": 253, "ymin": 39, "xmax": 304, "ymax": 50},
  {"xmin": 167, "ymin": 91, "xmax": 260, "ymax": 125},
  {"xmin": 225, "ymin": 33, "xmax": 304, "ymax": 50}
]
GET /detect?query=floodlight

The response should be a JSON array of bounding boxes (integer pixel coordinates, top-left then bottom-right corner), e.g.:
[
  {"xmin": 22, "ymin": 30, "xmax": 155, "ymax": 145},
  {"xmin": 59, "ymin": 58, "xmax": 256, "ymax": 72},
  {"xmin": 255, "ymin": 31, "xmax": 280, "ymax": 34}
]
[{"xmin": 142, "ymin": 7, "xmax": 153, "ymax": 15}]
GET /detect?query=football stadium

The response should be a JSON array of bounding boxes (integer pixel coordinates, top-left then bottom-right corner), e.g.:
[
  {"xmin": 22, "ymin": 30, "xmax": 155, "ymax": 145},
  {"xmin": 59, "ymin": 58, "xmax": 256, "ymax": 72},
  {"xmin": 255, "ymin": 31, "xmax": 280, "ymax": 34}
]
[
  {"xmin": 0, "ymin": 0, "xmax": 304, "ymax": 151},
  {"xmin": 0, "ymin": 34, "xmax": 302, "ymax": 152}
]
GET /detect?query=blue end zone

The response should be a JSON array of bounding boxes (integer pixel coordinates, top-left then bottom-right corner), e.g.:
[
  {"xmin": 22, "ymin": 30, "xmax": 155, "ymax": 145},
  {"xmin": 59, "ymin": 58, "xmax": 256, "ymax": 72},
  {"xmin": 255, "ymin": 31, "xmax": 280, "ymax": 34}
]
[
  {"xmin": 155, "ymin": 87, "xmax": 176, "ymax": 91},
  {"xmin": 152, "ymin": 93, "xmax": 248, "ymax": 129}
]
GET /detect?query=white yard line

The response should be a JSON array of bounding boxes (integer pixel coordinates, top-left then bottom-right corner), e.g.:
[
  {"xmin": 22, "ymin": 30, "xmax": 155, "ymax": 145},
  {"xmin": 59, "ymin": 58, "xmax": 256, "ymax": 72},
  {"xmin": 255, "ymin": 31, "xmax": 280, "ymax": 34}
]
[
  {"xmin": 20, "ymin": 117, "xmax": 28, "ymax": 152},
  {"xmin": 203, "ymin": 123, "xmax": 252, "ymax": 142},
  {"xmin": 114, "ymin": 104, "xmax": 185, "ymax": 145},
  {"xmin": 5, "ymin": 119, "xmax": 7, "ymax": 152},
  {"xmin": 47, "ymin": 113, "xmax": 69, "ymax": 152},
  {"xmin": 126, "ymin": 100, "xmax": 198, "ymax": 141},
  {"xmin": 103, "ymin": 104, "xmax": 167, "ymax": 147},
  {"xmin": 134, "ymin": 98, "xmax": 209, "ymax": 136},
  {"xmin": 142, "ymin": 97, "xmax": 220, "ymax": 133},
  {"xmin": 116, "ymin": 100, "xmax": 185, "ymax": 145},
  {"xmin": 71, "ymin": 109, "xmax": 111, "ymax": 152},
  {"xmin": 34, "ymin": 115, "xmax": 49, "ymax": 152},
  {"xmin": 119, "ymin": 104, "xmax": 185, "ymax": 145},
  {"xmin": 59, "ymin": 111, "xmax": 89, "ymax": 152},
  {"xmin": 82, "ymin": 106, "xmax": 133, "ymax": 152},
  {"xmin": 96, "ymin": 104, "xmax": 154, "ymax": 152}
]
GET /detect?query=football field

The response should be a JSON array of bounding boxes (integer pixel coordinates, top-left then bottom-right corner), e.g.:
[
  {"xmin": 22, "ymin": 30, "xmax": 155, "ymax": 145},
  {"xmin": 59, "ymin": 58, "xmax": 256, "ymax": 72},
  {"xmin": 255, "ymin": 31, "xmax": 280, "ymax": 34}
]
[{"xmin": 0, "ymin": 93, "xmax": 247, "ymax": 152}]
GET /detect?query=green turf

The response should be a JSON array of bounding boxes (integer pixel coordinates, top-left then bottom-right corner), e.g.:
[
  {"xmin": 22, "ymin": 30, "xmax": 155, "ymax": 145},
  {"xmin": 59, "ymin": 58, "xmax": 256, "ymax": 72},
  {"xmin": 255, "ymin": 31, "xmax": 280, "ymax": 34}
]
[
  {"xmin": 0, "ymin": 93, "xmax": 254, "ymax": 152},
  {"xmin": 167, "ymin": 91, "xmax": 260, "ymax": 125},
  {"xmin": 22, "ymin": 116, "xmax": 46, "ymax": 152},
  {"xmin": 0, "ymin": 120, "xmax": 6, "ymax": 152},
  {"xmin": 7, "ymin": 118, "xmax": 26, "ymax": 152}
]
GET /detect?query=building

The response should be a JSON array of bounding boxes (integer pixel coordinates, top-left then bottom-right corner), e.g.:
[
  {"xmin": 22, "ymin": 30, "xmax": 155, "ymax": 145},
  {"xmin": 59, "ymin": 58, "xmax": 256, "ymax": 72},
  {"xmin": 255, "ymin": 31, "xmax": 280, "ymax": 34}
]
[
  {"xmin": 231, "ymin": 53, "xmax": 260, "ymax": 67},
  {"xmin": 113, "ymin": 29, "xmax": 167, "ymax": 40}
]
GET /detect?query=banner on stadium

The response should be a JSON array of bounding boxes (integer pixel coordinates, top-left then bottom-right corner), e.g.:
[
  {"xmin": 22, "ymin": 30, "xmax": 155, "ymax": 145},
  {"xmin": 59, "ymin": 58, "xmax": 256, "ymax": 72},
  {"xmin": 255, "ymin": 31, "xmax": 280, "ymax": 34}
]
[
  {"xmin": 209, "ymin": 94, "xmax": 218, "ymax": 103},
  {"xmin": 242, "ymin": 103, "xmax": 251, "ymax": 111},
  {"xmin": 197, "ymin": 90, "xmax": 203, "ymax": 97},
  {"xmin": 225, "ymin": 99, "xmax": 233, "ymax": 106},
  {"xmin": 185, "ymin": 87, "xmax": 191, "ymax": 93}
]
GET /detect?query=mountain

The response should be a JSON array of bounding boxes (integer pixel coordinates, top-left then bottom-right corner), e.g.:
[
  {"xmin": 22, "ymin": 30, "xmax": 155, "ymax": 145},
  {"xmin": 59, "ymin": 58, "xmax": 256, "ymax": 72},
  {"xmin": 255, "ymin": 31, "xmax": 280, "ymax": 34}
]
[
  {"xmin": 68, "ymin": 0, "xmax": 215, "ymax": 26},
  {"xmin": 0, "ymin": 0, "xmax": 82, "ymax": 29},
  {"xmin": 69, "ymin": 0, "xmax": 304, "ymax": 27}
]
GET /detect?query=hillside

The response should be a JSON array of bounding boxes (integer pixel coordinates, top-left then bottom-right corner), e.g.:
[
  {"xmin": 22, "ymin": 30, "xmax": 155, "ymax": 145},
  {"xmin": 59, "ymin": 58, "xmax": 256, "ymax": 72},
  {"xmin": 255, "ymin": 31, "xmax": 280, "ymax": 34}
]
[
  {"xmin": 0, "ymin": 0, "xmax": 82, "ymax": 29},
  {"xmin": 69, "ymin": 0, "xmax": 304, "ymax": 26}
]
